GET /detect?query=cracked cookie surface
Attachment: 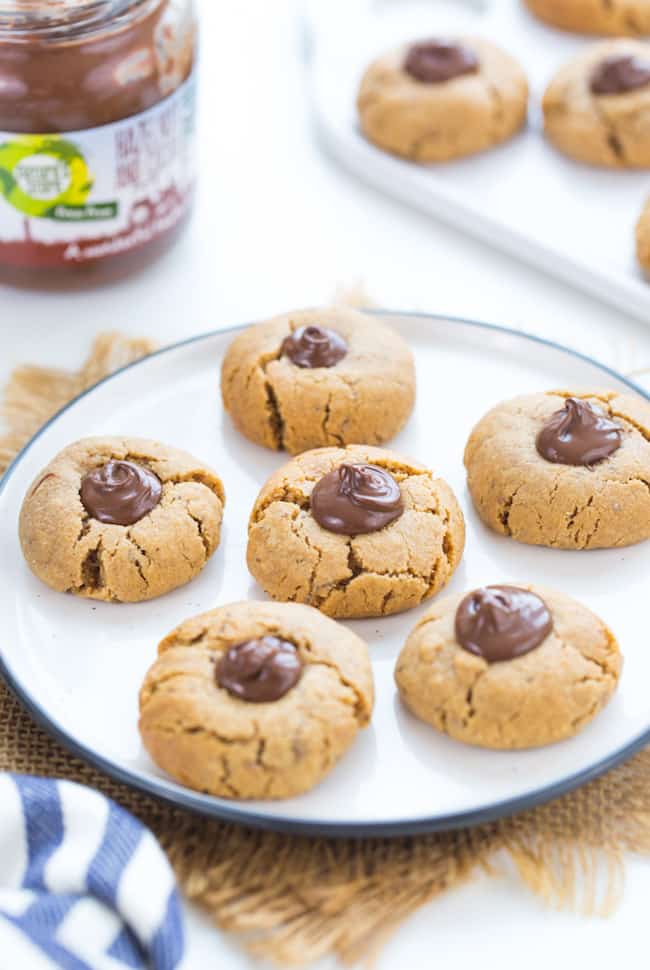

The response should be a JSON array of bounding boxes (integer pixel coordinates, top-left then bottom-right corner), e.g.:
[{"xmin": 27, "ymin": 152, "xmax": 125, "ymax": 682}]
[
  {"xmin": 221, "ymin": 306, "xmax": 415, "ymax": 455},
  {"xmin": 138, "ymin": 600, "xmax": 374, "ymax": 799},
  {"xmin": 464, "ymin": 389, "xmax": 650, "ymax": 549},
  {"xmin": 247, "ymin": 445, "xmax": 465, "ymax": 619},
  {"xmin": 356, "ymin": 37, "xmax": 528, "ymax": 162},
  {"xmin": 524, "ymin": 0, "xmax": 650, "ymax": 36},
  {"xmin": 395, "ymin": 585, "xmax": 622, "ymax": 749},
  {"xmin": 543, "ymin": 40, "xmax": 650, "ymax": 167},
  {"xmin": 19, "ymin": 436, "xmax": 225, "ymax": 603}
]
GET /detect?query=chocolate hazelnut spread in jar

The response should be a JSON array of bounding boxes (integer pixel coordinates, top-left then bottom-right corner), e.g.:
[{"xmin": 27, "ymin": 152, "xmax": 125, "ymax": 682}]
[{"xmin": 0, "ymin": 0, "xmax": 196, "ymax": 273}]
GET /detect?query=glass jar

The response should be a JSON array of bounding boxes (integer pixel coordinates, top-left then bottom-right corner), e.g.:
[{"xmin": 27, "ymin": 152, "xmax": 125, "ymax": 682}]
[{"xmin": 0, "ymin": 0, "xmax": 197, "ymax": 273}]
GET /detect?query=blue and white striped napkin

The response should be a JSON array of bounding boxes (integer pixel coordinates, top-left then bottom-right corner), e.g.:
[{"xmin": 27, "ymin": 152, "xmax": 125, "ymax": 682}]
[{"xmin": 0, "ymin": 775, "xmax": 184, "ymax": 970}]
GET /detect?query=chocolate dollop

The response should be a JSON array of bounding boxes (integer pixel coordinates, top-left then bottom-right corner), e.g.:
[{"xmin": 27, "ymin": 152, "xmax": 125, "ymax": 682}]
[
  {"xmin": 216, "ymin": 637, "xmax": 302, "ymax": 702},
  {"xmin": 590, "ymin": 54, "xmax": 650, "ymax": 95},
  {"xmin": 536, "ymin": 397, "xmax": 622, "ymax": 466},
  {"xmin": 455, "ymin": 586, "xmax": 553, "ymax": 663},
  {"xmin": 404, "ymin": 40, "xmax": 479, "ymax": 84},
  {"xmin": 281, "ymin": 326, "xmax": 348, "ymax": 369},
  {"xmin": 310, "ymin": 462, "xmax": 404, "ymax": 535},
  {"xmin": 80, "ymin": 460, "xmax": 162, "ymax": 526}
]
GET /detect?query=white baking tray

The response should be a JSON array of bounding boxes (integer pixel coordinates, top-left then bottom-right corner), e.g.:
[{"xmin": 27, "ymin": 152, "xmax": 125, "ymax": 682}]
[{"xmin": 305, "ymin": 0, "xmax": 650, "ymax": 323}]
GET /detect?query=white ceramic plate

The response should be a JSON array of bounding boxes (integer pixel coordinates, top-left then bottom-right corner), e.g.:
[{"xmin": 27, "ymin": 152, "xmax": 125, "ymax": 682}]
[
  {"xmin": 1, "ymin": 313, "xmax": 648, "ymax": 836},
  {"xmin": 306, "ymin": 0, "xmax": 650, "ymax": 324}
]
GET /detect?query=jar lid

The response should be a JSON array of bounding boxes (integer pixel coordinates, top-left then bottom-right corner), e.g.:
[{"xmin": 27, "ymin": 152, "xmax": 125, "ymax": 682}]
[{"xmin": 0, "ymin": 0, "xmax": 160, "ymax": 42}]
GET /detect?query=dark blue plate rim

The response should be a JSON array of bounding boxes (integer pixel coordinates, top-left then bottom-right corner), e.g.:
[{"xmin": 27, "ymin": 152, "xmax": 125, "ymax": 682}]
[{"xmin": 1, "ymin": 310, "xmax": 648, "ymax": 837}]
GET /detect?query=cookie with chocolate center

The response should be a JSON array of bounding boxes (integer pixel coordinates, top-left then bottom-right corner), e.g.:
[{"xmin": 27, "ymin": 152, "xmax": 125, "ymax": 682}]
[
  {"xmin": 395, "ymin": 584, "xmax": 622, "ymax": 749},
  {"xmin": 19, "ymin": 436, "xmax": 225, "ymax": 602},
  {"xmin": 543, "ymin": 40, "xmax": 650, "ymax": 167},
  {"xmin": 139, "ymin": 601, "xmax": 374, "ymax": 799},
  {"xmin": 221, "ymin": 306, "xmax": 415, "ymax": 455},
  {"xmin": 463, "ymin": 389, "xmax": 650, "ymax": 549},
  {"xmin": 247, "ymin": 444, "xmax": 465, "ymax": 619},
  {"xmin": 357, "ymin": 36, "xmax": 528, "ymax": 162}
]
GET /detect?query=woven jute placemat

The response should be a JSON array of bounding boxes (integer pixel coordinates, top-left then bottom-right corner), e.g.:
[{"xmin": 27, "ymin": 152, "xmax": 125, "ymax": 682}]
[{"xmin": 2, "ymin": 331, "xmax": 650, "ymax": 967}]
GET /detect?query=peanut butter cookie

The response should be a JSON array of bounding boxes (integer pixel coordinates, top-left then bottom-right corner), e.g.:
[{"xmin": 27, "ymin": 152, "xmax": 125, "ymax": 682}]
[
  {"xmin": 543, "ymin": 40, "xmax": 650, "ymax": 167},
  {"xmin": 139, "ymin": 601, "xmax": 374, "ymax": 799},
  {"xmin": 221, "ymin": 307, "xmax": 415, "ymax": 455},
  {"xmin": 464, "ymin": 390, "xmax": 650, "ymax": 549},
  {"xmin": 19, "ymin": 436, "xmax": 225, "ymax": 603},
  {"xmin": 636, "ymin": 194, "xmax": 650, "ymax": 271},
  {"xmin": 395, "ymin": 584, "xmax": 621, "ymax": 749},
  {"xmin": 524, "ymin": 0, "xmax": 650, "ymax": 36},
  {"xmin": 247, "ymin": 445, "xmax": 465, "ymax": 619},
  {"xmin": 357, "ymin": 37, "xmax": 528, "ymax": 162}
]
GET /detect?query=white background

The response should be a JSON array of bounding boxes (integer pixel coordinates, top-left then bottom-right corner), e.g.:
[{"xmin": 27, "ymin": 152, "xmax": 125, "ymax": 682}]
[{"xmin": 0, "ymin": 1, "xmax": 649, "ymax": 967}]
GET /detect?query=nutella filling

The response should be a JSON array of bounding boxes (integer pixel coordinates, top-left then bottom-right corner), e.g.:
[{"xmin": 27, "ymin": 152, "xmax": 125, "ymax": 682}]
[
  {"xmin": 455, "ymin": 585, "xmax": 553, "ymax": 663},
  {"xmin": 536, "ymin": 397, "xmax": 622, "ymax": 466},
  {"xmin": 310, "ymin": 462, "xmax": 404, "ymax": 535},
  {"xmin": 216, "ymin": 637, "xmax": 303, "ymax": 703},
  {"xmin": 404, "ymin": 40, "xmax": 479, "ymax": 84},
  {"xmin": 590, "ymin": 54, "xmax": 650, "ymax": 96},
  {"xmin": 281, "ymin": 325, "xmax": 348, "ymax": 369},
  {"xmin": 0, "ymin": 0, "xmax": 194, "ymax": 133},
  {"xmin": 80, "ymin": 459, "xmax": 162, "ymax": 525}
]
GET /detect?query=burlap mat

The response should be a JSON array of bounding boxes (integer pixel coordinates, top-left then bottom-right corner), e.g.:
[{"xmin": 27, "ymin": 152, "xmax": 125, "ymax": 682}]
[{"xmin": 2, "ymin": 331, "xmax": 650, "ymax": 967}]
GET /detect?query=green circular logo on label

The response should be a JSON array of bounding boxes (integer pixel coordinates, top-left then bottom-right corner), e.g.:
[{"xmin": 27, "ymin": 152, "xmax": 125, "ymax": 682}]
[{"xmin": 0, "ymin": 135, "xmax": 93, "ymax": 217}]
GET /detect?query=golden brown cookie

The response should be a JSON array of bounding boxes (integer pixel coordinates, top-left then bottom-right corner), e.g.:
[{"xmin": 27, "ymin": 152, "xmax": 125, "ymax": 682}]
[
  {"xmin": 395, "ymin": 584, "xmax": 622, "ymax": 749},
  {"xmin": 138, "ymin": 601, "xmax": 374, "ymax": 799},
  {"xmin": 247, "ymin": 444, "xmax": 465, "ymax": 619},
  {"xmin": 19, "ymin": 436, "xmax": 225, "ymax": 603},
  {"xmin": 464, "ymin": 389, "xmax": 650, "ymax": 549},
  {"xmin": 357, "ymin": 37, "xmax": 528, "ymax": 162},
  {"xmin": 221, "ymin": 306, "xmax": 415, "ymax": 455},
  {"xmin": 636, "ymin": 194, "xmax": 650, "ymax": 271},
  {"xmin": 524, "ymin": 0, "xmax": 650, "ymax": 36},
  {"xmin": 543, "ymin": 40, "xmax": 650, "ymax": 167}
]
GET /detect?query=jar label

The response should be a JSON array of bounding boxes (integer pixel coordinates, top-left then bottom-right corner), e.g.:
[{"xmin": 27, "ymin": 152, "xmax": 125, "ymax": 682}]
[{"xmin": 0, "ymin": 70, "xmax": 196, "ymax": 267}]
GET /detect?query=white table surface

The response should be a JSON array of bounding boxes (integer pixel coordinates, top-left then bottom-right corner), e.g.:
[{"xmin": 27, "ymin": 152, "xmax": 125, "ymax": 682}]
[{"xmin": 1, "ymin": 1, "xmax": 648, "ymax": 967}]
